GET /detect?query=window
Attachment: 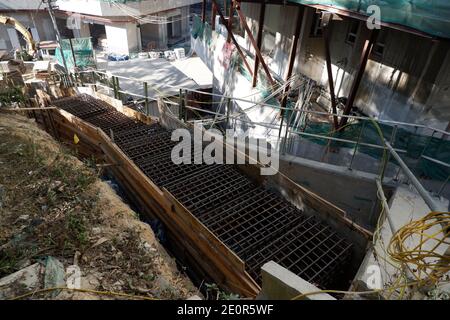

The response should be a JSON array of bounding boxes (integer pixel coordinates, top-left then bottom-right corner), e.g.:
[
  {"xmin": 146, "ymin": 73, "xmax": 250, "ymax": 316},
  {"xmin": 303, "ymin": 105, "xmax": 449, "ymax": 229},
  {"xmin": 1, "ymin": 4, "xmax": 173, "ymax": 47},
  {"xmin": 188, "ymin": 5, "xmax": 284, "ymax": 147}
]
[
  {"xmin": 345, "ymin": 20, "xmax": 359, "ymax": 45},
  {"xmin": 262, "ymin": 27, "xmax": 276, "ymax": 58},
  {"xmin": 310, "ymin": 12, "xmax": 323, "ymax": 37},
  {"xmin": 372, "ymin": 31, "xmax": 387, "ymax": 58}
]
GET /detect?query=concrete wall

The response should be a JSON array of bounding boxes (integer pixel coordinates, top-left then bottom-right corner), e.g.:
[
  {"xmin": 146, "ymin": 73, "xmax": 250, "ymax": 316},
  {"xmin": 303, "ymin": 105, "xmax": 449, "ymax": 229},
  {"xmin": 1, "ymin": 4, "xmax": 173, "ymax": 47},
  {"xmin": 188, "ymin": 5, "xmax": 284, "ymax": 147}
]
[
  {"xmin": 105, "ymin": 22, "xmax": 139, "ymax": 55},
  {"xmin": 72, "ymin": 20, "xmax": 91, "ymax": 38},
  {"xmin": 0, "ymin": 11, "xmax": 55, "ymax": 51},
  {"xmin": 258, "ymin": 261, "xmax": 336, "ymax": 300},
  {"xmin": 279, "ymin": 154, "xmax": 388, "ymax": 230}
]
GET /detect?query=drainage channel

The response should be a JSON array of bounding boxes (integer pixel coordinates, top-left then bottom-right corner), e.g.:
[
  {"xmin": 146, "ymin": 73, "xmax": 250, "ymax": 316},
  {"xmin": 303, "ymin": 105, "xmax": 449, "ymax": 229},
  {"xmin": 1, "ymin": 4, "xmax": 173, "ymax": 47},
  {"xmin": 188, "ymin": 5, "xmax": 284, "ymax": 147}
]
[{"xmin": 52, "ymin": 94, "xmax": 353, "ymax": 290}]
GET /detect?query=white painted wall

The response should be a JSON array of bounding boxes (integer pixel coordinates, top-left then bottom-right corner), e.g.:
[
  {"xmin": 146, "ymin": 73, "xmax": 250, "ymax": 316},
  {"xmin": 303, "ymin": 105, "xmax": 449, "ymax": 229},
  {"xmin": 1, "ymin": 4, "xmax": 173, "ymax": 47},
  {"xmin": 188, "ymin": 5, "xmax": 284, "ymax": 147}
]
[
  {"xmin": 55, "ymin": 0, "xmax": 104, "ymax": 16},
  {"xmin": 105, "ymin": 22, "xmax": 138, "ymax": 55}
]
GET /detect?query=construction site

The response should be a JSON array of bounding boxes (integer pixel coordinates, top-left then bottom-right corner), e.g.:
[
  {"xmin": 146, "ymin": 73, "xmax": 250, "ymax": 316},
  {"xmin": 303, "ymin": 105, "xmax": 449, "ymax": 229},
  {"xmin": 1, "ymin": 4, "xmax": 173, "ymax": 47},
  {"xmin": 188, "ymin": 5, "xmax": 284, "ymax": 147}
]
[{"xmin": 0, "ymin": 0, "xmax": 449, "ymax": 302}]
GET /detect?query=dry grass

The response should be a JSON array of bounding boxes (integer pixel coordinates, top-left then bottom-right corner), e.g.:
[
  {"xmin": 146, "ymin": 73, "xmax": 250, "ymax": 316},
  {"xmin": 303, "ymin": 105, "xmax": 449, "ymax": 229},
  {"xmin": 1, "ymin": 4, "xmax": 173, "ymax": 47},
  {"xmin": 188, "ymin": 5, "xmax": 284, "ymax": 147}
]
[{"xmin": 0, "ymin": 113, "xmax": 196, "ymax": 299}]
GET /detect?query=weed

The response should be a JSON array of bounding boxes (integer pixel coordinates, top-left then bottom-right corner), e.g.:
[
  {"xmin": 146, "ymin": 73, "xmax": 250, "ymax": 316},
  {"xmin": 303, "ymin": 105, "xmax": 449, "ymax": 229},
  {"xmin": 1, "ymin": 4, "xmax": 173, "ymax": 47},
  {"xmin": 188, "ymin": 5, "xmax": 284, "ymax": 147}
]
[{"xmin": 67, "ymin": 213, "xmax": 88, "ymax": 248}]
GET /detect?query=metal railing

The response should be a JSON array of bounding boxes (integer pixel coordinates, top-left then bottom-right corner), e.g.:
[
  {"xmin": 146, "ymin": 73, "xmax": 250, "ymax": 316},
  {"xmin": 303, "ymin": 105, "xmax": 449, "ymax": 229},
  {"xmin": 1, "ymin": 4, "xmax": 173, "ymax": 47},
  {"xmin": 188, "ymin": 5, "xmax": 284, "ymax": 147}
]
[{"xmin": 70, "ymin": 69, "xmax": 450, "ymax": 198}]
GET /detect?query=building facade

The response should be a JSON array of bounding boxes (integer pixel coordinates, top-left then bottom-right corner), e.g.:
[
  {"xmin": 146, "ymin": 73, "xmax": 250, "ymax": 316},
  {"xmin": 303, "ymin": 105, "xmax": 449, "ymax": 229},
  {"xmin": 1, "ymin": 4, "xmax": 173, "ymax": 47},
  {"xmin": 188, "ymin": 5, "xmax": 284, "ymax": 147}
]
[
  {"xmin": 0, "ymin": 0, "xmax": 202, "ymax": 55},
  {"xmin": 192, "ymin": 1, "xmax": 450, "ymax": 132}
]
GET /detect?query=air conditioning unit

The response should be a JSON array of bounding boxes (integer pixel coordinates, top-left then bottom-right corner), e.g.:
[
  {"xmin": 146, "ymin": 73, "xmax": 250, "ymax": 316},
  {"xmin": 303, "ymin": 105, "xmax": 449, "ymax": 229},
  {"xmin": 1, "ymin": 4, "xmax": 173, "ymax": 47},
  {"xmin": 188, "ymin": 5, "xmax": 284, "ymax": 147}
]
[{"xmin": 173, "ymin": 48, "xmax": 185, "ymax": 60}]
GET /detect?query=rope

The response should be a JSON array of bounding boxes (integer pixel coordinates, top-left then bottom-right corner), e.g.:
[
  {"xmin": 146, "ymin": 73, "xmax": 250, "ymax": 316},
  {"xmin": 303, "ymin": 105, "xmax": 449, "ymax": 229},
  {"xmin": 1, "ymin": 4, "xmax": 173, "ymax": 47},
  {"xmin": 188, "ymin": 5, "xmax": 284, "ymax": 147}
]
[{"xmin": 9, "ymin": 287, "xmax": 159, "ymax": 300}]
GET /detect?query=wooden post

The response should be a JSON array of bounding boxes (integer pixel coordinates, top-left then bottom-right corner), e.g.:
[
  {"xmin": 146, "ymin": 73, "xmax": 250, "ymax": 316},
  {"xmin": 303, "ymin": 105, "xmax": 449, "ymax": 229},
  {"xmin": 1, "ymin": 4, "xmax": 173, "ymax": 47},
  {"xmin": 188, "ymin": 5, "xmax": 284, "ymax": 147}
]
[
  {"xmin": 339, "ymin": 28, "xmax": 379, "ymax": 128},
  {"xmin": 252, "ymin": 3, "xmax": 265, "ymax": 87},
  {"xmin": 184, "ymin": 90, "xmax": 189, "ymax": 122},
  {"xmin": 278, "ymin": 6, "xmax": 304, "ymax": 137},
  {"xmin": 144, "ymin": 81, "xmax": 149, "ymax": 116},
  {"xmin": 92, "ymin": 71, "xmax": 97, "ymax": 91},
  {"xmin": 68, "ymin": 38, "xmax": 77, "ymax": 69},
  {"xmin": 202, "ymin": 0, "xmax": 206, "ymax": 23},
  {"xmin": 179, "ymin": 89, "xmax": 183, "ymax": 120},
  {"xmin": 227, "ymin": 0, "xmax": 234, "ymax": 43},
  {"xmin": 212, "ymin": 2, "xmax": 217, "ymax": 30},
  {"xmin": 74, "ymin": 72, "xmax": 79, "ymax": 86},
  {"xmin": 116, "ymin": 76, "xmax": 121, "ymax": 100},
  {"xmin": 322, "ymin": 14, "xmax": 339, "ymax": 130},
  {"xmin": 235, "ymin": 1, "xmax": 274, "ymax": 86},
  {"xmin": 113, "ymin": 76, "xmax": 118, "ymax": 99},
  {"xmin": 226, "ymin": 97, "xmax": 231, "ymax": 127},
  {"xmin": 210, "ymin": 0, "xmax": 253, "ymax": 77}
]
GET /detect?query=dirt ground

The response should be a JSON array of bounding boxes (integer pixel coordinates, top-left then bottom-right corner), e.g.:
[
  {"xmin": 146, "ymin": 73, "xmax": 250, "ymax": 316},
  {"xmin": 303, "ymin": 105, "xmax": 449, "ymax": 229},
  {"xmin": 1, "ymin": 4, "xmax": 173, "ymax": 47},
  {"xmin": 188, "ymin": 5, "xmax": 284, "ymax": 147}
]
[{"xmin": 0, "ymin": 112, "xmax": 198, "ymax": 300}]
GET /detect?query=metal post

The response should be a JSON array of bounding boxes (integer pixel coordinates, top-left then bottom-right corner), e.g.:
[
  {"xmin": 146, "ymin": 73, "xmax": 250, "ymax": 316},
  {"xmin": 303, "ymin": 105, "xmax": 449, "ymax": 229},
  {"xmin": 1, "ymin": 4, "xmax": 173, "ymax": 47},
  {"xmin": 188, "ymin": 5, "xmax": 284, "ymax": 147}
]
[
  {"xmin": 91, "ymin": 71, "xmax": 97, "ymax": 91},
  {"xmin": 252, "ymin": 3, "xmax": 265, "ymax": 87},
  {"xmin": 179, "ymin": 89, "xmax": 183, "ymax": 120},
  {"xmin": 438, "ymin": 174, "xmax": 450, "ymax": 196},
  {"xmin": 116, "ymin": 76, "xmax": 121, "ymax": 100},
  {"xmin": 202, "ymin": 0, "xmax": 206, "ymax": 23},
  {"xmin": 46, "ymin": 0, "xmax": 70, "ymax": 77},
  {"xmin": 211, "ymin": 2, "xmax": 217, "ymax": 30},
  {"xmin": 280, "ymin": 6, "xmax": 304, "ymax": 118},
  {"xmin": 113, "ymin": 76, "xmax": 118, "ymax": 99},
  {"xmin": 322, "ymin": 15, "xmax": 339, "ymax": 130},
  {"xmin": 226, "ymin": 97, "xmax": 231, "ymax": 128},
  {"xmin": 375, "ymin": 178, "xmax": 396, "ymax": 234},
  {"xmin": 144, "ymin": 81, "xmax": 149, "ymax": 116},
  {"xmin": 380, "ymin": 125, "xmax": 397, "ymax": 181},
  {"xmin": 384, "ymin": 140, "xmax": 441, "ymax": 212},
  {"xmin": 184, "ymin": 90, "xmax": 188, "ymax": 122},
  {"xmin": 419, "ymin": 129, "xmax": 435, "ymax": 159},
  {"xmin": 228, "ymin": 0, "xmax": 235, "ymax": 43},
  {"xmin": 235, "ymin": 2, "xmax": 274, "ymax": 87},
  {"xmin": 68, "ymin": 38, "xmax": 77, "ymax": 69},
  {"xmin": 339, "ymin": 29, "xmax": 379, "ymax": 128},
  {"xmin": 210, "ymin": 0, "xmax": 253, "ymax": 77},
  {"xmin": 348, "ymin": 121, "xmax": 366, "ymax": 170}
]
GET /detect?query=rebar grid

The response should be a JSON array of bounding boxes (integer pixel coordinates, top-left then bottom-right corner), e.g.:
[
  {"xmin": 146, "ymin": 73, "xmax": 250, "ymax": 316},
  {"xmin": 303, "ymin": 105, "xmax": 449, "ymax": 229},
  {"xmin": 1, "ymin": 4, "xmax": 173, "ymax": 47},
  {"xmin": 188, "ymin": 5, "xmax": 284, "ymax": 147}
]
[{"xmin": 52, "ymin": 95, "xmax": 354, "ymax": 289}]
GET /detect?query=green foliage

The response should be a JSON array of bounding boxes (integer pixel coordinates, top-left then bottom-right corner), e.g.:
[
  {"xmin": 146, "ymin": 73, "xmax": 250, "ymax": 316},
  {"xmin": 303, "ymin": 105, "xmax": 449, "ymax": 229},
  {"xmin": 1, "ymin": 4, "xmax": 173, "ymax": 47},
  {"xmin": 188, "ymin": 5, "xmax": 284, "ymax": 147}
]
[
  {"xmin": 205, "ymin": 283, "xmax": 240, "ymax": 300},
  {"xmin": 0, "ymin": 84, "xmax": 25, "ymax": 106}
]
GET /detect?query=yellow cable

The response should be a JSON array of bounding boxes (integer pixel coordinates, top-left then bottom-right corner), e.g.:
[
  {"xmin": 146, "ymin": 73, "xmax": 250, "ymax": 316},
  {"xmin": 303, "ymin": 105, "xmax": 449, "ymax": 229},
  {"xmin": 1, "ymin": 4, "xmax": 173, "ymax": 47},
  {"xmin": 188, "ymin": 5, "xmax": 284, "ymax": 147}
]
[{"xmin": 9, "ymin": 287, "xmax": 159, "ymax": 301}]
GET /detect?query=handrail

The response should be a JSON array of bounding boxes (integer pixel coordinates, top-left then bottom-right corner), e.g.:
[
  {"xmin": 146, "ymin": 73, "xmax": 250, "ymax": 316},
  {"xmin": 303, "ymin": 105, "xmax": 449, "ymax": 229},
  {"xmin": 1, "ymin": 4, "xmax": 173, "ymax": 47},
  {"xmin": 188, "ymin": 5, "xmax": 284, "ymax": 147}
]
[
  {"xmin": 77, "ymin": 70, "xmax": 450, "ymax": 137},
  {"xmin": 75, "ymin": 74, "xmax": 450, "ymax": 198},
  {"xmin": 384, "ymin": 140, "xmax": 441, "ymax": 212}
]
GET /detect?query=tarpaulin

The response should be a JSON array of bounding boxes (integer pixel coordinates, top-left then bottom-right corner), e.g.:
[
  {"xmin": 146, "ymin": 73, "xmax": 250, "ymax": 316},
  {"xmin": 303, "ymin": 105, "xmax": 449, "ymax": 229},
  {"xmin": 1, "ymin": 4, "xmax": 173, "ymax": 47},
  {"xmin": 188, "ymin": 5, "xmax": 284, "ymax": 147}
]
[{"xmin": 288, "ymin": 0, "xmax": 450, "ymax": 38}]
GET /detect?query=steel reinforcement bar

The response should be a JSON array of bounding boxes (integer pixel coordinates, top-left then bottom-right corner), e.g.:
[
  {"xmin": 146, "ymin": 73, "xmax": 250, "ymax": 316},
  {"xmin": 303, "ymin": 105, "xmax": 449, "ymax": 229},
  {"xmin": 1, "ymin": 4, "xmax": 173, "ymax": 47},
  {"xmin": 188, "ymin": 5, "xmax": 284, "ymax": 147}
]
[{"xmin": 50, "ymin": 94, "xmax": 353, "ymax": 293}]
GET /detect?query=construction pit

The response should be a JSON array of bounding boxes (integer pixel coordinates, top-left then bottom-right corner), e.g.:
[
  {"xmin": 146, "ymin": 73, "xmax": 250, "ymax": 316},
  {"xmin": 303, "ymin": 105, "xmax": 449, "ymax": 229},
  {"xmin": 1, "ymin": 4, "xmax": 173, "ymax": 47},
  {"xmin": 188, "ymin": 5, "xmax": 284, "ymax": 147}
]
[{"xmin": 27, "ymin": 89, "xmax": 372, "ymax": 298}]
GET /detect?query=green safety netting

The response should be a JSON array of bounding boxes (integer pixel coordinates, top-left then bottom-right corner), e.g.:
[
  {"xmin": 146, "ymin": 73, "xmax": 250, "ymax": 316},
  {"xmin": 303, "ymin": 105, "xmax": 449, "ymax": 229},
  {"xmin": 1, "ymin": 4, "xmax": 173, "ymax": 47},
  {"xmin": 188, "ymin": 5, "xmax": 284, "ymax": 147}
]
[
  {"xmin": 288, "ymin": 0, "xmax": 450, "ymax": 39},
  {"xmin": 55, "ymin": 37, "xmax": 95, "ymax": 70},
  {"xmin": 299, "ymin": 120, "xmax": 450, "ymax": 181},
  {"xmin": 191, "ymin": 15, "xmax": 205, "ymax": 40}
]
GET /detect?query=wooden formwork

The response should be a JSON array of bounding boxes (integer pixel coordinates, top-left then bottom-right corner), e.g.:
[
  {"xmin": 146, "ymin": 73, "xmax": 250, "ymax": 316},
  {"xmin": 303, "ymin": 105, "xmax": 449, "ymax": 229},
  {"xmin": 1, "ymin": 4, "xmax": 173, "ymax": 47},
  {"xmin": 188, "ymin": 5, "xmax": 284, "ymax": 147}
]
[
  {"xmin": 31, "ymin": 91, "xmax": 261, "ymax": 297},
  {"xmin": 26, "ymin": 89, "xmax": 374, "ymax": 297}
]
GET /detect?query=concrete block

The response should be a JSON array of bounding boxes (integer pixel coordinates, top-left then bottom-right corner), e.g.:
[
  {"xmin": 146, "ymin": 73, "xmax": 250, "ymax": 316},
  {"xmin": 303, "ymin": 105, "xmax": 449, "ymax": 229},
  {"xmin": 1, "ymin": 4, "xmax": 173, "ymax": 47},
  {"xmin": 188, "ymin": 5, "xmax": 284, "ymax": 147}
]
[{"xmin": 257, "ymin": 261, "xmax": 336, "ymax": 300}]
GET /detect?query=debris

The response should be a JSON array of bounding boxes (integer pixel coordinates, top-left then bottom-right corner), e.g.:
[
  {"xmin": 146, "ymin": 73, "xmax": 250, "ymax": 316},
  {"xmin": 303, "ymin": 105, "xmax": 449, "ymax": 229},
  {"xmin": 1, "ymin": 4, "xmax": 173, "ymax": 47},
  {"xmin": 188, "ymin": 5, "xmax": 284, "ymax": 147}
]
[
  {"xmin": 91, "ymin": 237, "xmax": 109, "ymax": 248},
  {"xmin": 0, "ymin": 113, "xmax": 197, "ymax": 300},
  {"xmin": 0, "ymin": 184, "xmax": 3, "ymax": 208},
  {"xmin": 0, "ymin": 263, "xmax": 43, "ymax": 299},
  {"xmin": 44, "ymin": 257, "xmax": 65, "ymax": 297}
]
